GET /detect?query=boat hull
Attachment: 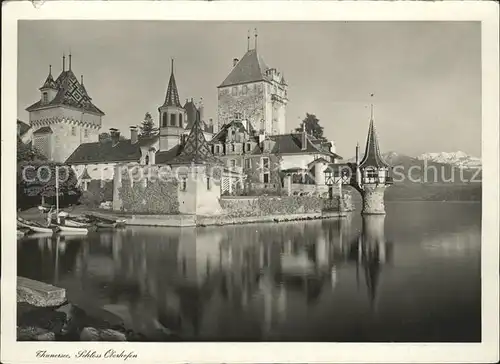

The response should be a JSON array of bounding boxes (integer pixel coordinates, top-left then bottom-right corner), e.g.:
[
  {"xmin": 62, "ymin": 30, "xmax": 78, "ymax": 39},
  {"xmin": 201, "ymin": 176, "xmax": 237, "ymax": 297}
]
[
  {"xmin": 53, "ymin": 224, "xmax": 89, "ymax": 234},
  {"xmin": 17, "ymin": 220, "xmax": 55, "ymax": 234}
]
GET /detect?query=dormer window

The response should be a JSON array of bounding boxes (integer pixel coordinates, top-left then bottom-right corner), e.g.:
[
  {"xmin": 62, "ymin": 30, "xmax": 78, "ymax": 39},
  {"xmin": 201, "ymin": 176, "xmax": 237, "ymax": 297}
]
[{"xmin": 42, "ymin": 92, "xmax": 48, "ymax": 103}]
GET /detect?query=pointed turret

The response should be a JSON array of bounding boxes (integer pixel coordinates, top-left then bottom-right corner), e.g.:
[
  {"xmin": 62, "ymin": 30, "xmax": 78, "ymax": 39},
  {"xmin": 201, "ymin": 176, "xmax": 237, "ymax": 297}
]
[
  {"xmin": 39, "ymin": 65, "xmax": 57, "ymax": 90},
  {"xmin": 358, "ymin": 117, "xmax": 390, "ymax": 169},
  {"xmin": 158, "ymin": 58, "xmax": 187, "ymax": 151},
  {"xmin": 161, "ymin": 59, "xmax": 182, "ymax": 108}
]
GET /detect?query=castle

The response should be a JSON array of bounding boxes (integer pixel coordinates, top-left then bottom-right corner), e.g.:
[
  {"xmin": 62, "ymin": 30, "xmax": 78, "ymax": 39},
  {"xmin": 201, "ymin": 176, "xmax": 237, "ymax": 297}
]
[
  {"xmin": 23, "ymin": 34, "xmax": 342, "ymax": 205},
  {"xmin": 25, "ymin": 54, "xmax": 104, "ymax": 163}
]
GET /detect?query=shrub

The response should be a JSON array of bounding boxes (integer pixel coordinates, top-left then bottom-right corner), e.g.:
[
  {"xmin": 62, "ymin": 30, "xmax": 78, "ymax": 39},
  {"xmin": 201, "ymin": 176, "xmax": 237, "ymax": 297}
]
[{"xmin": 79, "ymin": 190, "xmax": 101, "ymax": 208}]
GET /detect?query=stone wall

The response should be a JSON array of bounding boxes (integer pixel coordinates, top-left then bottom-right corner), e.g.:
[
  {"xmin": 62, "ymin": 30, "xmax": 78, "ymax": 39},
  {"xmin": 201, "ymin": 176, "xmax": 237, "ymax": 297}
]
[
  {"xmin": 217, "ymin": 82, "xmax": 265, "ymax": 132},
  {"xmin": 117, "ymin": 168, "xmax": 179, "ymax": 214},
  {"xmin": 361, "ymin": 184, "xmax": 386, "ymax": 214},
  {"xmin": 220, "ymin": 196, "xmax": 338, "ymax": 218}
]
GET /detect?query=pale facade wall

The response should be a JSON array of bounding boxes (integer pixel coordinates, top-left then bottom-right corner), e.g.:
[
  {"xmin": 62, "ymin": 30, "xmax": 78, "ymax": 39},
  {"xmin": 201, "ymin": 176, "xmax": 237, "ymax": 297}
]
[
  {"xmin": 281, "ymin": 154, "xmax": 332, "ymax": 171},
  {"xmin": 72, "ymin": 163, "xmax": 117, "ymax": 182},
  {"xmin": 29, "ymin": 106, "xmax": 102, "ymax": 128},
  {"xmin": 50, "ymin": 122, "xmax": 99, "ymax": 163},
  {"xmin": 263, "ymin": 81, "xmax": 287, "ymax": 135},
  {"xmin": 159, "ymin": 134, "xmax": 181, "ymax": 152}
]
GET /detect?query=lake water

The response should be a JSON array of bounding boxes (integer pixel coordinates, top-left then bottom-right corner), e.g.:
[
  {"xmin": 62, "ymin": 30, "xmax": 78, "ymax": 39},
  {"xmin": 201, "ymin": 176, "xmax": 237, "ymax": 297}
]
[{"xmin": 17, "ymin": 202, "xmax": 481, "ymax": 342}]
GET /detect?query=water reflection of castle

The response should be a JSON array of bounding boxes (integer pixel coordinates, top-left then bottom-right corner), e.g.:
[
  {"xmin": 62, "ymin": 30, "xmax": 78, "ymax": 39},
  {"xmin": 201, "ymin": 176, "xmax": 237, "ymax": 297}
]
[{"xmin": 30, "ymin": 216, "xmax": 393, "ymax": 339}]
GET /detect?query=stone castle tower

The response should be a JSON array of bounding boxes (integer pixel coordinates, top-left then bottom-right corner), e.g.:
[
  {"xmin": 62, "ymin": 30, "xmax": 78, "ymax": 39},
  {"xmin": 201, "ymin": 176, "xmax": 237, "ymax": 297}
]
[
  {"xmin": 158, "ymin": 59, "xmax": 188, "ymax": 151},
  {"xmin": 217, "ymin": 31, "xmax": 288, "ymax": 136},
  {"xmin": 354, "ymin": 109, "xmax": 393, "ymax": 215},
  {"xmin": 25, "ymin": 54, "xmax": 104, "ymax": 163}
]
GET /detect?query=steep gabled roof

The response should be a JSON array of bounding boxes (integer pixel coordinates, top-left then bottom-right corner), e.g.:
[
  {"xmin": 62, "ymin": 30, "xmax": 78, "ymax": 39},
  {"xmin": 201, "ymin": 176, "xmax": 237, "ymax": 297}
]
[
  {"xmin": 65, "ymin": 139, "xmax": 141, "ymax": 164},
  {"xmin": 218, "ymin": 49, "xmax": 270, "ymax": 88},
  {"xmin": 169, "ymin": 120, "xmax": 221, "ymax": 165},
  {"xmin": 210, "ymin": 120, "xmax": 255, "ymax": 144},
  {"xmin": 160, "ymin": 60, "xmax": 182, "ymax": 108},
  {"xmin": 27, "ymin": 69, "xmax": 105, "ymax": 116},
  {"xmin": 359, "ymin": 119, "xmax": 390, "ymax": 169}
]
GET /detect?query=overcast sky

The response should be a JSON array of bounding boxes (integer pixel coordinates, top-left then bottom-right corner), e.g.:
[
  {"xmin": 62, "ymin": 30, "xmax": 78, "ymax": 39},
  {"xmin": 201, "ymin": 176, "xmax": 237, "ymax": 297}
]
[{"xmin": 18, "ymin": 21, "xmax": 481, "ymax": 158}]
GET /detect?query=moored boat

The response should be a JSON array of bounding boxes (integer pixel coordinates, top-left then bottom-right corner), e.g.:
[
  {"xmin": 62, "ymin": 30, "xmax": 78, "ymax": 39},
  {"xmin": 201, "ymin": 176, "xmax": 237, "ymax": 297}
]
[
  {"xmin": 96, "ymin": 221, "xmax": 118, "ymax": 229},
  {"xmin": 17, "ymin": 217, "xmax": 57, "ymax": 234},
  {"xmin": 53, "ymin": 224, "xmax": 89, "ymax": 234}
]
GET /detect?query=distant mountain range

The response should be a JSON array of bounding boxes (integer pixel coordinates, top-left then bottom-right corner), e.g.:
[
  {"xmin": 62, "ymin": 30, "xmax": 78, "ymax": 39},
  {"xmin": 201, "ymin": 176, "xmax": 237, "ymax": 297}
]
[
  {"xmin": 416, "ymin": 151, "xmax": 481, "ymax": 169},
  {"xmin": 343, "ymin": 151, "xmax": 482, "ymax": 201}
]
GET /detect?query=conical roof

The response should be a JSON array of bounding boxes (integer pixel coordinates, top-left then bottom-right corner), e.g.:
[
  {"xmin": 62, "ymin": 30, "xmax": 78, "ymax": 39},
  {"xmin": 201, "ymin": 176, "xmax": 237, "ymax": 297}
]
[
  {"xmin": 169, "ymin": 119, "xmax": 221, "ymax": 165},
  {"xmin": 39, "ymin": 66, "xmax": 57, "ymax": 90},
  {"xmin": 218, "ymin": 49, "xmax": 270, "ymax": 88},
  {"xmin": 160, "ymin": 60, "xmax": 182, "ymax": 108},
  {"xmin": 359, "ymin": 119, "xmax": 390, "ymax": 168}
]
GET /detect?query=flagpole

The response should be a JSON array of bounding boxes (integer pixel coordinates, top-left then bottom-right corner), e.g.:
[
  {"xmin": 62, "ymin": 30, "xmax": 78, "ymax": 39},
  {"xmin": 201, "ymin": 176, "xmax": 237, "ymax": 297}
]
[{"xmin": 55, "ymin": 166, "xmax": 60, "ymax": 223}]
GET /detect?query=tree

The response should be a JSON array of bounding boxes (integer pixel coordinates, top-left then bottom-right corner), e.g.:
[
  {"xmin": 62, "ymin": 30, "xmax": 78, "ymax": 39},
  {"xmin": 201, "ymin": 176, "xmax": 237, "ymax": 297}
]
[
  {"xmin": 139, "ymin": 112, "xmax": 159, "ymax": 137},
  {"xmin": 17, "ymin": 137, "xmax": 46, "ymax": 162},
  {"xmin": 295, "ymin": 113, "xmax": 327, "ymax": 142},
  {"xmin": 99, "ymin": 132, "xmax": 111, "ymax": 142}
]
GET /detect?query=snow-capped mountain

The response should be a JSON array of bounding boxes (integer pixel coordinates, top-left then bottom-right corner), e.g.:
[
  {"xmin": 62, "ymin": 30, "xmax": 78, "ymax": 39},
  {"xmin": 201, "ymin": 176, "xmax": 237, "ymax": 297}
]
[{"xmin": 417, "ymin": 151, "xmax": 481, "ymax": 169}]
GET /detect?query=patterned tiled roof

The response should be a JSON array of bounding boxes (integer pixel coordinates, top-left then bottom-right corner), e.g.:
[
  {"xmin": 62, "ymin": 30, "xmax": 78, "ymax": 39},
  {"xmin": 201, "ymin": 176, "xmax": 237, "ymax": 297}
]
[
  {"xmin": 169, "ymin": 120, "xmax": 221, "ymax": 165},
  {"xmin": 65, "ymin": 139, "xmax": 141, "ymax": 164},
  {"xmin": 27, "ymin": 69, "xmax": 105, "ymax": 116},
  {"xmin": 359, "ymin": 119, "xmax": 390, "ymax": 169},
  {"xmin": 160, "ymin": 60, "xmax": 182, "ymax": 108},
  {"xmin": 218, "ymin": 49, "xmax": 270, "ymax": 88},
  {"xmin": 33, "ymin": 126, "xmax": 53, "ymax": 134}
]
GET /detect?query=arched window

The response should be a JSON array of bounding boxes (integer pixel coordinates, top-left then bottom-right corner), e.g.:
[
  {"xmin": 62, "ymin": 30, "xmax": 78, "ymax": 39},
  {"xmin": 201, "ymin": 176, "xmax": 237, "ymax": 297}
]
[
  {"xmin": 145, "ymin": 155, "xmax": 150, "ymax": 165},
  {"xmin": 179, "ymin": 113, "xmax": 183, "ymax": 127},
  {"xmin": 170, "ymin": 114, "xmax": 176, "ymax": 126},
  {"xmin": 162, "ymin": 112, "xmax": 167, "ymax": 127}
]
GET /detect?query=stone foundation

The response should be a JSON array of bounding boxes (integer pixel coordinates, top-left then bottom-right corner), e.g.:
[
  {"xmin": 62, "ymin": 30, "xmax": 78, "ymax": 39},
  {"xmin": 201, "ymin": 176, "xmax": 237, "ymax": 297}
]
[{"xmin": 361, "ymin": 184, "xmax": 387, "ymax": 215}]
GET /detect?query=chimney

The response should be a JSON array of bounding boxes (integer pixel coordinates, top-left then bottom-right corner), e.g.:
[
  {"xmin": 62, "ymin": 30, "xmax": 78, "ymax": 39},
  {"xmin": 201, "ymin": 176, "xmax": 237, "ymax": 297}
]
[
  {"xmin": 233, "ymin": 58, "xmax": 239, "ymax": 67},
  {"xmin": 110, "ymin": 128, "xmax": 120, "ymax": 145},
  {"xmin": 301, "ymin": 125, "xmax": 307, "ymax": 151},
  {"xmin": 355, "ymin": 142, "xmax": 360, "ymax": 164},
  {"xmin": 130, "ymin": 126, "xmax": 138, "ymax": 144}
]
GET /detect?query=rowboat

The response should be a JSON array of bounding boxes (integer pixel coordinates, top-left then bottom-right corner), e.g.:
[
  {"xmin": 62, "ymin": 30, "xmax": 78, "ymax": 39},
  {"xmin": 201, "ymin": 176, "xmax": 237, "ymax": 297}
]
[
  {"xmin": 17, "ymin": 217, "xmax": 57, "ymax": 234},
  {"xmin": 53, "ymin": 224, "xmax": 89, "ymax": 234},
  {"xmin": 63, "ymin": 218, "xmax": 93, "ymax": 228},
  {"xmin": 96, "ymin": 221, "xmax": 118, "ymax": 229},
  {"xmin": 84, "ymin": 213, "xmax": 126, "ymax": 228}
]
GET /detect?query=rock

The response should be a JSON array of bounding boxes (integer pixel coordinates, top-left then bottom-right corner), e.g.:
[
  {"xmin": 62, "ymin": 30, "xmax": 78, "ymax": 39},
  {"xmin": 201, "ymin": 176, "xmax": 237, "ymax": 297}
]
[
  {"xmin": 80, "ymin": 327, "xmax": 100, "ymax": 341},
  {"xmin": 17, "ymin": 305, "xmax": 66, "ymax": 334},
  {"xmin": 17, "ymin": 326, "xmax": 55, "ymax": 341},
  {"xmin": 80, "ymin": 327, "xmax": 126, "ymax": 341},
  {"xmin": 99, "ymin": 328, "xmax": 127, "ymax": 341},
  {"xmin": 17, "ymin": 277, "xmax": 66, "ymax": 307}
]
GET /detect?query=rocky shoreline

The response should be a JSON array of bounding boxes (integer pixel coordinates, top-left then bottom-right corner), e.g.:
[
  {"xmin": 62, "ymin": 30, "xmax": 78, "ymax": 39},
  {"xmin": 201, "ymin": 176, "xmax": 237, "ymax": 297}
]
[{"xmin": 17, "ymin": 300, "xmax": 179, "ymax": 342}]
